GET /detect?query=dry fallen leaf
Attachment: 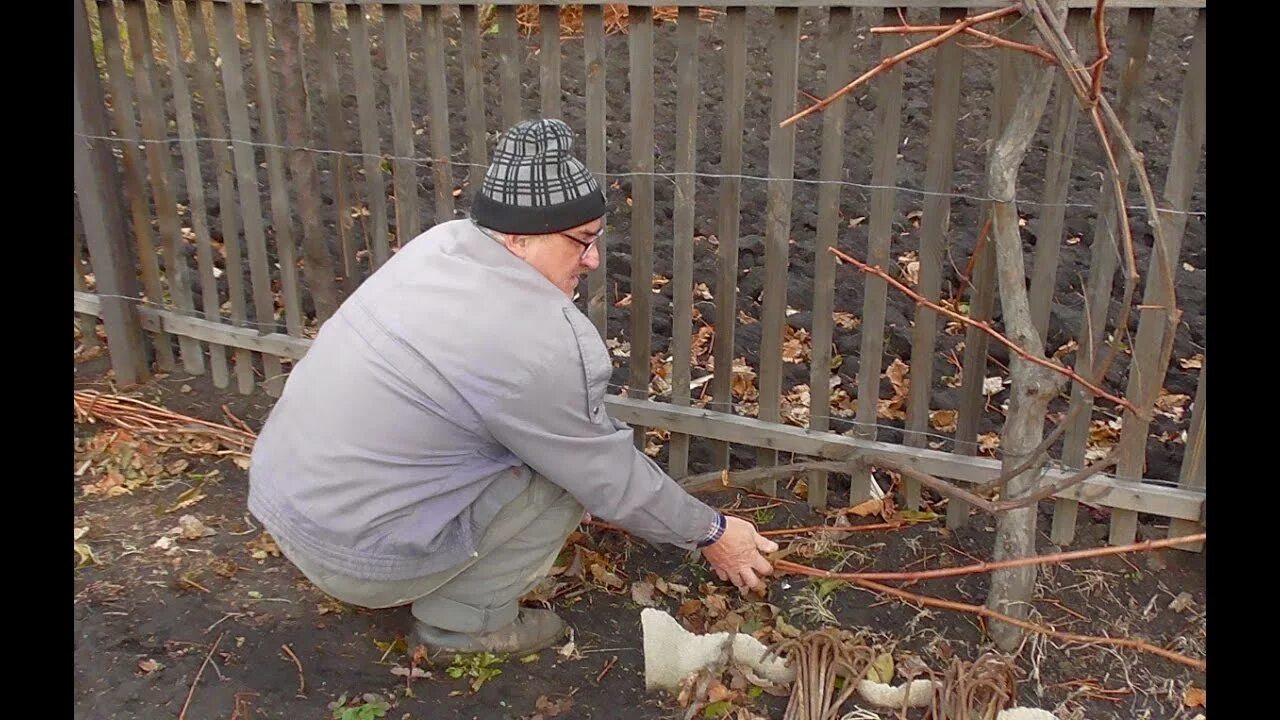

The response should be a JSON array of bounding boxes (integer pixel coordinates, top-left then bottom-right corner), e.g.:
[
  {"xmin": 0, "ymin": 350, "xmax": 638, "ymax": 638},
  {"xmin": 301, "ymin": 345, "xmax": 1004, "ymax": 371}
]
[
  {"xmin": 177, "ymin": 515, "xmax": 217, "ymax": 540},
  {"xmin": 534, "ymin": 695, "xmax": 575, "ymax": 718},
  {"xmin": 631, "ymin": 581, "xmax": 658, "ymax": 607},
  {"xmin": 614, "ymin": 293, "xmax": 633, "ymax": 308},
  {"xmin": 848, "ymin": 498, "xmax": 884, "ymax": 518},
  {"xmin": 977, "ymin": 432, "xmax": 1001, "ymax": 455},
  {"xmin": 832, "ymin": 312, "xmax": 860, "ymax": 330},
  {"xmin": 885, "ymin": 358, "xmax": 910, "ymax": 399},
  {"xmin": 982, "ymin": 376, "xmax": 1006, "ymax": 396},
  {"xmin": 137, "ymin": 658, "xmax": 163, "ymax": 675},
  {"xmin": 1183, "ymin": 685, "xmax": 1205, "ymax": 708},
  {"xmin": 1179, "ymin": 353, "xmax": 1204, "ymax": 370},
  {"xmin": 929, "ymin": 409, "xmax": 958, "ymax": 433},
  {"xmin": 694, "ymin": 282, "xmax": 714, "ymax": 301}
]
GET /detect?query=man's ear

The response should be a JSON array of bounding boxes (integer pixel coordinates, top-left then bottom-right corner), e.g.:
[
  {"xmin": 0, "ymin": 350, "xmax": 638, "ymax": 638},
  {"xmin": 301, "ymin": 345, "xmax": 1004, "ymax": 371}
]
[{"xmin": 500, "ymin": 233, "xmax": 529, "ymax": 259}]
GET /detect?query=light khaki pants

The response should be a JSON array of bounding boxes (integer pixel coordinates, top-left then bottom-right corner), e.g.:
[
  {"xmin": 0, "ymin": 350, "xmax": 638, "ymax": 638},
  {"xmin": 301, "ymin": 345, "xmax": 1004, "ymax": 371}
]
[{"xmin": 276, "ymin": 474, "xmax": 583, "ymax": 634}]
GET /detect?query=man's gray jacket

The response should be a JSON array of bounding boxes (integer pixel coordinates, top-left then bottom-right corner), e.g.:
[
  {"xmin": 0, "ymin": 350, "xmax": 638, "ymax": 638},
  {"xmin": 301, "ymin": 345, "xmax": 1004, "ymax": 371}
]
[{"xmin": 248, "ymin": 219, "xmax": 719, "ymax": 581}]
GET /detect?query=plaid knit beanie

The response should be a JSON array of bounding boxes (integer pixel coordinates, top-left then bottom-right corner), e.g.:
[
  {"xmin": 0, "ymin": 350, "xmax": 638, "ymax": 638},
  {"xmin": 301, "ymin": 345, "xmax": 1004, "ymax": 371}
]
[{"xmin": 471, "ymin": 118, "xmax": 606, "ymax": 235}]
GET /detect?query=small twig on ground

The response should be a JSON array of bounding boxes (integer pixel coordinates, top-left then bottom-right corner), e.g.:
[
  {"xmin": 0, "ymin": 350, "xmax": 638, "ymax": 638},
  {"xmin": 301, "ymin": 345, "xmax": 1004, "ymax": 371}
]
[
  {"xmin": 774, "ymin": 533, "xmax": 1205, "ymax": 583},
  {"xmin": 178, "ymin": 632, "xmax": 224, "ymax": 720},
  {"xmin": 281, "ymin": 643, "xmax": 306, "ymax": 696},
  {"xmin": 595, "ymin": 655, "xmax": 619, "ymax": 684},
  {"xmin": 206, "ymin": 612, "xmax": 246, "ymax": 635},
  {"xmin": 829, "ymin": 246, "xmax": 1137, "ymax": 415},
  {"xmin": 759, "ymin": 521, "xmax": 909, "ymax": 538}
]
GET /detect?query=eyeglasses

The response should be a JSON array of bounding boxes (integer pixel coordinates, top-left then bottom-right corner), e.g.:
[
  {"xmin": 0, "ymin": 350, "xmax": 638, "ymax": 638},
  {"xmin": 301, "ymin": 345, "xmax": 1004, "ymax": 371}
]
[{"xmin": 562, "ymin": 226, "xmax": 605, "ymax": 260}]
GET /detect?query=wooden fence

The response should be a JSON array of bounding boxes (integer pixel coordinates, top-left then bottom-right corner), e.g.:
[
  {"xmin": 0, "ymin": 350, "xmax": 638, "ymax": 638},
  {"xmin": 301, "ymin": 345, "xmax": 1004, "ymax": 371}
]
[{"xmin": 73, "ymin": 0, "xmax": 1207, "ymax": 551}]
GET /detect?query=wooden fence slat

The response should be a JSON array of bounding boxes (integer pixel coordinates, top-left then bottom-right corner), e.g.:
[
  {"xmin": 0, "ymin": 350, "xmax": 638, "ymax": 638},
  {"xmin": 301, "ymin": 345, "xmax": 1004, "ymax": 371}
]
[
  {"xmin": 754, "ymin": 6, "xmax": 801, "ymax": 487},
  {"xmin": 312, "ymin": 2, "xmax": 359, "ymax": 293},
  {"xmin": 1029, "ymin": 9, "xmax": 1092, "ymax": 340},
  {"xmin": 498, "ymin": 6, "xmax": 523, "ymax": 129},
  {"xmin": 187, "ymin": 0, "xmax": 255, "ymax": 393},
  {"xmin": 1044, "ymin": 9, "xmax": 1126, "ymax": 538},
  {"xmin": 459, "ymin": 4, "xmax": 489, "ymax": 184},
  {"xmin": 246, "ymin": 4, "xmax": 304, "ymax": 338},
  {"xmin": 213, "ymin": 0, "xmax": 285, "ymax": 393},
  {"xmin": 950, "ymin": 18, "xmax": 1023, "ymax": 529},
  {"xmin": 97, "ymin": 1, "xmax": 175, "ymax": 371},
  {"xmin": 903, "ymin": 7, "xmax": 965, "ymax": 511},
  {"xmin": 159, "ymin": 0, "xmax": 230, "ymax": 388},
  {"xmin": 667, "ymin": 5, "xmax": 699, "ymax": 479},
  {"xmin": 1057, "ymin": 8, "xmax": 1155, "ymax": 544},
  {"xmin": 74, "ymin": 0, "xmax": 148, "ymax": 385},
  {"xmin": 628, "ymin": 5, "xmax": 656, "ymax": 450},
  {"xmin": 273, "ymin": 0, "xmax": 342, "ymax": 327},
  {"xmin": 125, "ymin": 0, "xmax": 206, "ymax": 375},
  {"xmin": 347, "ymin": 5, "xmax": 392, "ymax": 268},
  {"xmin": 1167, "ymin": 357, "xmax": 1205, "ymax": 551},
  {"xmin": 383, "ymin": 5, "xmax": 421, "ymax": 245},
  {"xmin": 806, "ymin": 6, "xmax": 854, "ymax": 509},
  {"xmin": 584, "ymin": 4, "xmax": 608, "ymax": 337},
  {"xmin": 851, "ymin": 7, "xmax": 906, "ymax": 503},
  {"xmin": 539, "ymin": 5, "xmax": 561, "ymax": 119},
  {"xmin": 709, "ymin": 6, "xmax": 747, "ymax": 471},
  {"xmin": 423, "ymin": 5, "xmax": 455, "ymax": 223},
  {"xmin": 1111, "ymin": 9, "xmax": 1206, "ymax": 547}
]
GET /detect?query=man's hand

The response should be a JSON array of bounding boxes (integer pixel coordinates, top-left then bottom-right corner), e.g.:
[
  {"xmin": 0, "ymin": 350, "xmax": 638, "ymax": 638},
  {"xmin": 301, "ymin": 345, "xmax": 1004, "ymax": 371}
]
[{"xmin": 701, "ymin": 515, "xmax": 779, "ymax": 592}]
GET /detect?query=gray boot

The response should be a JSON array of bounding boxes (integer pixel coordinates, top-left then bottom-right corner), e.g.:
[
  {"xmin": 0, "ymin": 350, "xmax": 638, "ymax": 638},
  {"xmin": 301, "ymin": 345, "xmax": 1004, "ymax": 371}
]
[{"xmin": 413, "ymin": 608, "xmax": 567, "ymax": 655}]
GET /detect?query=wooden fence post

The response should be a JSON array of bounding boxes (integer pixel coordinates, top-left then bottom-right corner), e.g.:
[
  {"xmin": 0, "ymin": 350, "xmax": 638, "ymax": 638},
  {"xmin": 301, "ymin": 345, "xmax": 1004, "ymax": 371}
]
[{"xmin": 73, "ymin": 0, "xmax": 148, "ymax": 385}]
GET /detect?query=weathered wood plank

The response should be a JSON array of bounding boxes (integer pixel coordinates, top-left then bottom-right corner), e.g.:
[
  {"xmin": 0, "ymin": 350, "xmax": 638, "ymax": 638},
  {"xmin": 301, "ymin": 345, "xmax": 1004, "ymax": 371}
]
[
  {"xmin": 382, "ymin": 5, "xmax": 421, "ymax": 245},
  {"xmin": 459, "ymin": 4, "xmax": 489, "ymax": 185},
  {"xmin": 160, "ymin": 0, "xmax": 230, "ymax": 388},
  {"xmin": 187, "ymin": 0, "xmax": 255, "ymax": 393},
  {"xmin": 852, "ymin": 7, "xmax": 907, "ymax": 503},
  {"xmin": 1167, "ymin": 357, "xmax": 1205, "ymax": 551},
  {"xmin": 125, "ymin": 0, "xmax": 205, "ymax": 374},
  {"xmin": 755, "ymin": 6, "xmax": 801, "ymax": 488},
  {"xmin": 347, "ymin": 5, "xmax": 392, "ymax": 268},
  {"xmin": 311, "ymin": 2, "xmax": 359, "ymax": 293},
  {"xmin": 709, "ymin": 6, "xmax": 747, "ymax": 471},
  {"xmin": 73, "ymin": 209, "xmax": 99, "ymax": 348},
  {"xmin": 584, "ymin": 3, "xmax": 608, "ymax": 337},
  {"xmin": 423, "ymin": 4, "xmax": 455, "ymax": 223},
  {"xmin": 806, "ymin": 6, "xmax": 854, "ymax": 509},
  {"xmin": 97, "ymin": 0, "xmax": 175, "ymax": 371},
  {"xmin": 1112, "ymin": 9, "xmax": 1205, "ymax": 547},
  {"xmin": 903, "ymin": 7, "xmax": 964, "ymax": 510},
  {"xmin": 247, "ymin": 3, "xmax": 303, "ymax": 338},
  {"xmin": 498, "ymin": 6, "xmax": 523, "ymax": 129},
  {"xmin": 214, "ymin": 0, "xmax": 285, "ymax": 392},
  {"xmin": 950, "ymin": 18, "xmax": 1023, "ymax": 529},
  {"xmin": 74, "ymin": 0, "xmax": 148, "ymax": 385},
  {"xmin": 539, "ymin": 5, "xmax": 561, "ymax": 119},
  {"xmin": 1058, "ymin": 8, "xmax": 1156, "ymax": 544},
  {"xmin": 628, "ymin": 5, "xmax": 656, "ymax": 450},
  {"xmin": 1029, "ymin": 9, "xmax": 1091, "ymax": 340},
  {"xmin": 667, "ymin": 5, "xmax": 699, "ymax": 479}
]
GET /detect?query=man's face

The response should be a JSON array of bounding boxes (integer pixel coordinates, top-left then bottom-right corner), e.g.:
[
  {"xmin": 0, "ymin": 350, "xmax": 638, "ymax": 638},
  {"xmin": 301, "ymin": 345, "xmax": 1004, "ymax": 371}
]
[{"xmin": 503, "ymin": 218, "xmax": 604, "ymax": 298}]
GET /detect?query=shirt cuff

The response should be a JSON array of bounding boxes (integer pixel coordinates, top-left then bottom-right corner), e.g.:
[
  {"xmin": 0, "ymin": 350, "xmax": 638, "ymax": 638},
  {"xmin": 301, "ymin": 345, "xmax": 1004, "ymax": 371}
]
[{"xmin": 695, "ymin": 511, "xmax": 727, "ymax": 548}]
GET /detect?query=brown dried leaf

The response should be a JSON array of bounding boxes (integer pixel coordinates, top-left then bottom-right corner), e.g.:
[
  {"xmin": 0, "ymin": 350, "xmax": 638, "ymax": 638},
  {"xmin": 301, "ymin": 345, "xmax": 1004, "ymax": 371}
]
[
  {"xmin": 832, "ymin": 311, "xmax": 860, "ymax": 330},
  {"xmin": 651, "ymin": 274, "xmax": 671, "ymax": 293},
  {"xmin": 535, "ymin": 694, "xmax": 575, "ymax": 717},
  {"xmin": 929, "ymin": 409, "xmax": 958, "ymax": 433},
  {"xmin": 631, "ymin": 581, "xmax": 658, "ymax": 607},
  {"xmin": 737, "ymin": 310, "xmax": 758, "ymax": 326},
  {"xmin": 848, "ymin": 498, "xmax": 883, "ymax": 517},
  {"xmin": 977, "ymin": 432, "xmax": 1001, "ymax": 456},
  {"xmin": 781, "ymin": 326, "xmax": 811, "ymax": 364},
  {"xmin": 615, "ymin": 293, "xmax": 633, "ymax": 308},
  {"xmin": 1183, "ymin": 686, "xmax": 1205, "ymax": 708},
  {"xmin": 1155, "ymin": 391, "xmax": 1192, "ymax": 421},
  {"xmin": 694, "ymin": 282, "xmax": 714, "ymax": 301},
  {"xmin": 885, "ymin": 358, "xmax": 910, "ymax": 399},
  {"xmin": 1179, "ymin": 353, "xmax": 1204, "ymax": 370}
]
